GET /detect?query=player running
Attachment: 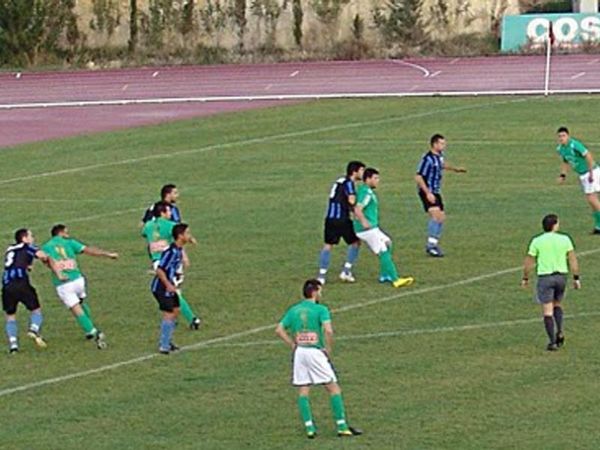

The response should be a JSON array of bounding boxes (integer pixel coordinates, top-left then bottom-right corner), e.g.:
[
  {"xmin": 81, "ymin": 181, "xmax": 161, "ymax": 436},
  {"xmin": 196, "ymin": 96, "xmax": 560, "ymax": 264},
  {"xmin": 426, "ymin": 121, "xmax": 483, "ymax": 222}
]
[
  {"xmin": 353, "ymin": 168, "xmax": 414, "ymax": 288},
  {"xmin": 317, "ymin": 161, "xmax": 365, "ymax": 285},
  {"xmin": 151, "ymin": 223, "xmax": 196, "ymax": 354},
  {"xmin": 521, "ymin": 214, "xmax": 580, "ymax": 351},
  {"xmin": 3, "ymin": 229, "xmax": 59, "ymax": 353},
  {"xmin": 142, "ymin": 202, "xmax": 201, "ymax": 330},
  {"xmin": 555, "ymin": 127, "xmax": 600, "ymax": 234},
  {"xmin": 415, "ymin": 134, "xmax": 467, "ymax": 257},
  {"xmin": 275, "ymin": 279, "xmax": 362, "ymax": 439},
  {"xmin": 41, "ymin": 225, "xmax": 118, "ymax": 349}
]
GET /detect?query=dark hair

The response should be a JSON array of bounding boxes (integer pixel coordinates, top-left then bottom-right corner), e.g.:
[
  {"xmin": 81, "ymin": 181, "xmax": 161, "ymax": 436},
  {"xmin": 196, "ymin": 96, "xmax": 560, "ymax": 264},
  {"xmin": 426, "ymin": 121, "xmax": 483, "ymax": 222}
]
[
  {"xmin": 363, "ymin": 167, "xmax": 380, "ymax": 182},
  {"xmin": 14, "ymin": 228, "xmax": 29, "ymax": 243},
  {"xmin": 51, "ymin": 224, "xmax": 67, "ymax": 237},
  {"xmin": 153, "ymin": 201, "xmax": 170, "ymax": 218},
  {"xmin": 430, "ymin": 134, "xmax": 445, "ymax": 147},
  {"xmin": 557, "ymin": 126, "xmax": 569, "ymax": 134},
  {"xmin": 346, "ymin": 161, "xmax": 366, "ymax": 177},
  {"xmin": 172, "ymin": 223, "xmax": 189, "ymax": 240},
  {"xmin": 542, "ymin": 214, "xmax": 559, "ymax": 232},
  {"xmin": 161, "ymin": 184, "xmax": 177, "ymax": 200},
  {"xmin": 303, "ymin": 279, "xmax": 322, "ymax": 298}
]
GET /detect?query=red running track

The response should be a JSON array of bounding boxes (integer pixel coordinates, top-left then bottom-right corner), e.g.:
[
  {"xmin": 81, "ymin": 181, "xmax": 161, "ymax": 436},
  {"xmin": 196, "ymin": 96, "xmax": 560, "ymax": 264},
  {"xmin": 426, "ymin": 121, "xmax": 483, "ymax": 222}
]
[{"xmin": 1, "ymin": 55, "xmax": 599, "ymax": 148}]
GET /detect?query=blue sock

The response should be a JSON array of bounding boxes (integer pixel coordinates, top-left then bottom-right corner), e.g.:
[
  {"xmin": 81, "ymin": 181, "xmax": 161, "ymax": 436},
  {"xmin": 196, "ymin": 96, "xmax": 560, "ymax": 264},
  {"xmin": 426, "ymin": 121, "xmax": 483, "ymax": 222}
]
[
  {"xmin": 427, "ymin": 219, "xmax": 438, "ymax": 247},
  {"xmin": 343, "ymin": 245, "xmax": 359, "ymax": 274},
  {"xmin": 6, "ymin": 319, "xmax": 18, "ymax": 348},
  {"xmin": 29, "ymin": 310, "xmax": 43, "ymax": 333},
  {"xmin": 434, "ymin": 221, "xmax": 444, "ymax": 239},
  {"xmin": 318, "ymin": 249, "xmax": 331, "ymax": 276},
  {"xmin": 159, "ymin": 319, "xmax": 175, "ymax": 351}
]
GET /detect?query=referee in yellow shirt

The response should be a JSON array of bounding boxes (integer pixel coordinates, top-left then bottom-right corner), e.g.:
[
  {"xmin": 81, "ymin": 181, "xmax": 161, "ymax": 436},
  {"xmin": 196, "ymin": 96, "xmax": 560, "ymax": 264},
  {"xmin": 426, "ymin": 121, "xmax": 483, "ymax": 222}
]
[{"xmin": 522, "ymin": 214, "xmax": 581, "ymax": 351}]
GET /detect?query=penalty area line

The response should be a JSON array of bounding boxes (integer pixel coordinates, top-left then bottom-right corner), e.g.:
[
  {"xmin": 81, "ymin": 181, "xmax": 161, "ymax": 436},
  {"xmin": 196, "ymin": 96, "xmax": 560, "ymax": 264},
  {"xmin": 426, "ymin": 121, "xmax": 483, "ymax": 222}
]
[{"xmin": 2, "ymin": 247, "xmax": 600, "ymax": 397}]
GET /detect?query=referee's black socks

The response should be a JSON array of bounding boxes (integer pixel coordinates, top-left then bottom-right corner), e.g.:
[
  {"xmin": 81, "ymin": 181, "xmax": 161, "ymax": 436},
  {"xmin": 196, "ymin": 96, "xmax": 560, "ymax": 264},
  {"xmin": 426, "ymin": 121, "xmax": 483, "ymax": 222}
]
[
  {"xmin": 553, "ymin": 306, "xmax": 563, "ymax": 334},
  {"xmin": 543, "ymin": 315, "xmax": 555, "ymax": 344}
]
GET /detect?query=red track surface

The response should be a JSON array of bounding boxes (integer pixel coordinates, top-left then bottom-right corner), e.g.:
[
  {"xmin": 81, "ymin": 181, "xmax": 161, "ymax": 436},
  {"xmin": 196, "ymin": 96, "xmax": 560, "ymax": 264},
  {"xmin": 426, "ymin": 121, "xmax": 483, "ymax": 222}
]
[{"xmin": 1, "ymin": 55, "xmax": 599, "ymax": 148}]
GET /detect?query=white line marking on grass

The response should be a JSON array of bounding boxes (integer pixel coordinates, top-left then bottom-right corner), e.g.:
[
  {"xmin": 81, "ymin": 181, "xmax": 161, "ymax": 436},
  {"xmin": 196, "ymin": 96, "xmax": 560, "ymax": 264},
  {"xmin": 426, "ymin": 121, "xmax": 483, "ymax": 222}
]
[
  {"xmin": 0, "ymin": 98, "xmax": 527, "ymax": 186},
  {"xmin": 390, "ymin": 59, "xmax": 431, "ymax": 77},
  {"xmin": 2, "ymin": 246, "xmax": 599, "ymax": 398},
  {"xmin": 571, "ymin": 72, "xmax": 586, "ymax": 80},
  {"xmin": 289, "ymin": 70, "xmax": 299, "ymax": 77},
  {"xmin": 200, "ymin": 311, "xmax": 600, "ymax": 349}
]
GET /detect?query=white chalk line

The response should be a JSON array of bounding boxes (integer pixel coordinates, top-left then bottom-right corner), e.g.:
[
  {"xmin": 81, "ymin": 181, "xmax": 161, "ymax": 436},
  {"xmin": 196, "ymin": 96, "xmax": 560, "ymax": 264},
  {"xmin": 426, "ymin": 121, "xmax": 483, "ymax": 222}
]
[
  {"xmin": 2, "ymin": 246, "xmax": 599, "ymax": 398},
  {"xmin": 0, "ymin": 97, "xmax": 527, "ymax": 186},
  {"xmin": 390, "ymin": 59, "xmax": 431, "ymax": 77},
  {"xmin": 200, "ymin": 311, "xmax": 600, "ymax": 349},
  {"xmin": 570, "ymin": 72, "xmax": 586, "ymax": 80}
]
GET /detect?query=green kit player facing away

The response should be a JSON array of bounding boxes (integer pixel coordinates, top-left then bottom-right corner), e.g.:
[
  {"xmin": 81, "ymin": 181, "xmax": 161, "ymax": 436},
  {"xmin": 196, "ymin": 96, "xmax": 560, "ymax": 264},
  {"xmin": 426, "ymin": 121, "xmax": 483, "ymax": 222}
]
[
  {"xmin": 141, "ymin": 202, "xmax": 201, "ymax": 330},
  {"xmin": 353, "ymin": 168, "xmax": 414, "ymax": 288},
  {"xmin": 522, "ymin": 214, "xmax": 580, "ymax": 351},
  {"xmin": 42, "ymin": 224, "xmax": 118, "ymax": 349},
  {"xmin": 556, "ymin": 127, "xmax": 600, "ymax": 233},
  {"xmin": 275, "ymin": 279, "xmax": 362, "ymax": 439}
]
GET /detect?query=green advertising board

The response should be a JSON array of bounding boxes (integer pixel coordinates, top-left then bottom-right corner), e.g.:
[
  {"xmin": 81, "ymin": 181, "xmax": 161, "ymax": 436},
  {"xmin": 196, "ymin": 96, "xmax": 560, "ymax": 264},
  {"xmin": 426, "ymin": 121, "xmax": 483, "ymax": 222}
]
[{"xmin": 501, "ymin": 13, "xmax": 600, "ymax": 51}]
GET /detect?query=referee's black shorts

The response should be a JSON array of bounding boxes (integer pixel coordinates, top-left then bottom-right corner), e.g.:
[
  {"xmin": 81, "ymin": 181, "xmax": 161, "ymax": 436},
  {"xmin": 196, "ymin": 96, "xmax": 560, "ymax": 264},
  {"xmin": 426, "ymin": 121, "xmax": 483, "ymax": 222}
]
[
  {"xmin": 324, "ymin": 219, "xmax": 359, "ymax": 245},
  {"xmin": 2, "ymin": 279, "xmax": 40, "ymax": 315},
  {"xmin": 152, "ymin": 288, "xmax": 181, "ymax": 312},
  {"xmin": 418, "ymin": 190, "xmax": 444, "ymax": 212}
]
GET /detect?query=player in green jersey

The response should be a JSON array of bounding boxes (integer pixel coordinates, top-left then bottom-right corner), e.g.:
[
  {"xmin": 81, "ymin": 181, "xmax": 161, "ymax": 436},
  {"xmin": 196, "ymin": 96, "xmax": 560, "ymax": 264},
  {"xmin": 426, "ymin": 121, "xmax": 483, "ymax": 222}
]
[
  {"xmin": 522, "ymin": 214, "xmax": 580, "ymax": 351},
  {"xmin": 556, "ymin": 127, "xmax": 600, "ymax": 233},
  {"xmin": 141, "ymin": 202, "xmax": 201, "ymax": 330},
  {"xmin": 41, "ymin": 224, "xmax": 118, "ymax": 349},
  {"xmin": 353, "ymin": 168, "xmax": 414, "ymax": 288},
  {"xmin": 276, "ymin": 279, "xmax": 362, "ymax": 439}
]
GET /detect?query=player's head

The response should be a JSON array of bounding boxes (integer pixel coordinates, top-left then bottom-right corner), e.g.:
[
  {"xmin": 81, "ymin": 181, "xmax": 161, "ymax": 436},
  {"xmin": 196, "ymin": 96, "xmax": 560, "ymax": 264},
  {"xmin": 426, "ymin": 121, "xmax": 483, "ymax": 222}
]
[
  {"xmin": 346, "ymin": 161, "xmax": 366, "ymax": 181},
  {"xmin": 557, "ymin": 127, "xmax": 570, "ymax": 145},
  {"xmin": 161, "ymin": 184, "xmax": 179, "ymax": 203},
  {"xmin": 430, "ymin": 134, "xmax": 446, "ymax": 152},
  {"xmin": 51, "ymin": 224, "xmax": 69, "ymax": 238},
  {"xmin": 363, "ymin": 167, "xmax": 380, "ymax": 188},
  {"xmin": 153, "ymin": 201, "xmax": 172, "ymax": 220},
  {"xmin": 172, "ymin": 223, "xmax": 190, "ymax": 244},
  {"xmin": 15, "ymin": 228, "xmax": 33, "ymax": 244},
  {"xmin": 303, "ymin": 279, "xmax": 322, "ymax": 301},
  {"xmin": 542, "ymin": 214, "xmax": 559, "ymax": 232}
]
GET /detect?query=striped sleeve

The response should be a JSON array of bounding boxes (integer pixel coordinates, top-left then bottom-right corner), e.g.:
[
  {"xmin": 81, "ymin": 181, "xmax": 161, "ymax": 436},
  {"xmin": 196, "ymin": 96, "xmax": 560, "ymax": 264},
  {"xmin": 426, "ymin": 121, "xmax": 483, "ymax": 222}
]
[
  {"xmin": 343, "ymin": 180, "xmax": 355, "ymax": 196},
  {"xmin": 158, "ymin": 248, "xmax": 174, "ymax": 271},
  {"xmin": 417, "ymin": 156, "xmax": 431, "ymax": 177}
]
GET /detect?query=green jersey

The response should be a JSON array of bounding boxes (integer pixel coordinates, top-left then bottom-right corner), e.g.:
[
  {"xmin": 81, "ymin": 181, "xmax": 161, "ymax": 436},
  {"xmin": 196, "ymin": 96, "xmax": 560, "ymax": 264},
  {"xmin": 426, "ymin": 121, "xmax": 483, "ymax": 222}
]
[
  {"xmin": 353, "ymin": 184, "xmax": 379, "ymax": 233},
  {"xmin": 557, "ymin": 138, "xmax": 596, "ymax": 175},
  {"xmin": 527, "ymin": 232, "xmax": 575, "ymax": 275},
  {"xmin": 41, "ymin": 236, "xmax": 86, "ymax": 286},
  {"xmin": 279, "ymin": 300, "xmax": 332, "ymax": 349},
  {"xmin": 141, "ymin": 217, "xmax": 175, "ymax": 261}
]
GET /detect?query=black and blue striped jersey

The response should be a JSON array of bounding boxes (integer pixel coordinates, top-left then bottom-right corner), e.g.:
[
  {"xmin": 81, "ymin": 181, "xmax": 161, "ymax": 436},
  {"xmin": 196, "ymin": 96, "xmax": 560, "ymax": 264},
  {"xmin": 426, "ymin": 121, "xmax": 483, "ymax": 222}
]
[
  {"xmin": 325, "ymin": 176, "xmax": 356, "ymax": 221},
  {"xmin": 2, "ymin": 243, "xmax": 38, "ymax": 286},
  {"xmin": 417, "ymin": 151, "xmax": 444, "ymax": 194},
  {"xmin": 151, "ymin": 244, "xmax": 183, "ymax": 296}
]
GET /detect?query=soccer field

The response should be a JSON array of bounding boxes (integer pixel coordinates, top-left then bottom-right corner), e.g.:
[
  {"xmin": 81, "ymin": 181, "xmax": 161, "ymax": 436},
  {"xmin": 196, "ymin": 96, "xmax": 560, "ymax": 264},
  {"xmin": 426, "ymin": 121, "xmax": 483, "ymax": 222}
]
[{"xmin": 2, "ymin": 96, "xmax": 600, "ymax": 449}]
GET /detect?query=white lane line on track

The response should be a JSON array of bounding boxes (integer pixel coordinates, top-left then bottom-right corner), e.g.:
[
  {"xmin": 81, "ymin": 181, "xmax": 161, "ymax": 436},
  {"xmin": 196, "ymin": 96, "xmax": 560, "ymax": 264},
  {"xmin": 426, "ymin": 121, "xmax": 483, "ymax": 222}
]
[
  {"xmin": 199, "ymin": 311, "xmax": 600, "ymax": 349},
  {"xmin": 571, "ymin": 72, "xmax": 586, "ymax": 80},
  {"xmin": 1, "ymin": 246, "xmax": 599, "ymax": 398},
  {"xmin": 587, "ymin": 58, "xmax": 600, "ymax": 65},
  {"xmin": 0, "ymin": 98, "xmax": 527, "ymax": 186},
  {"xmin": 289, "ymin": 70, "xmax": 299, "ymax": 77},
  {"xmin": 390, "ymin": 59, "xmax": 431, "ymax": 77},
  {"xmin": 450, "ymin": 58, "xmax": 460, "ymax": 65},
  {"xmin": 429, "ymin": 71, "xmax": 442, "ymax": 78}
]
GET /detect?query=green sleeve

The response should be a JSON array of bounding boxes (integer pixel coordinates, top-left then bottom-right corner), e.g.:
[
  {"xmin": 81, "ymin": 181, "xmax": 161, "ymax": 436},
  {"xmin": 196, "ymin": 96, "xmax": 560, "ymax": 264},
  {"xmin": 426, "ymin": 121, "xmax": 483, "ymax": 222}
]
[
  {"xmin": 320, "ymin": 306, "xmax": 332, "ymax": 324},
  {"xmin": 141, "ymin": 222, "xmax": 149, "ymax": 238},
  {"xmin": 565, "ymin": 236, "xmax": 575, "ymax": 252},
  {"xmin": 573, "ymin": 140, "xmax": 589, "ymax": 156},
  {"xmin": 358, "ymin": 191, "xmax": 371, "ymax": 208},
  {"xmin": 527, "ymin": 240, "xmax": 538, "ymax": 257},
  {"xmin": 279, "ymin": 309, "xmax": 292, "ymax": 328},
  {"xmin": 69, "ymin": 239, "xmax": 86, "ymax": 254}
]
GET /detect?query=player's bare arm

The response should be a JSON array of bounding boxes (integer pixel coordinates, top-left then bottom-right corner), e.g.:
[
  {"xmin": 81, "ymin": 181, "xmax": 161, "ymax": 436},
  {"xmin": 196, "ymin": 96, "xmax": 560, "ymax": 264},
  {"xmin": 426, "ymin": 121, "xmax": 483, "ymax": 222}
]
[
  {"xmin": 521, "ymin": 255, "xmax": 536, "ymax": 287},
  {"xmin": 353, "ymin": 204, "xmax": 371, "ymax": 230},
  {"xmin": 275, "ymin": 323, "xmax": 295, "ymax": 349},
  {"xmin": 585, "ymin": 151, "xmax": 595, "ymax": 182},
  {"xmin": 558, "ymin": 161, "xmax": 570, "ymax": 184},
  {"xmin": 82, "ymin": 246, "xmax": 119, "ymax": 259},
  {"xmin": 323, "ymin": 322, "xmax": 334, "ymax": 356},
  {"xmin": 443, "ymin": 162, "xmax": 467, "ymax": 173},
  {"xmin": 415, "ymin": 174, "xmax": 436, "ymax": 204},
  {"xmin": 567, "ymin": 250, "xmax": 581, "ymax": 289},
  {"xmin": 156, "ymin": 267, "xmax": 177, "ymax": 293}
]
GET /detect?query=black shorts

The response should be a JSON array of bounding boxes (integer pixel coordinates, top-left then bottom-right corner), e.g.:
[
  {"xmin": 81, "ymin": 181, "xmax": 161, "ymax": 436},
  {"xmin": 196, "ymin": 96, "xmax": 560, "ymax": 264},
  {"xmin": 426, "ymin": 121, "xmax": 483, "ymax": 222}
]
[
  {"xmin": 153, "ymin": 289, "xmax": 181, "ymax": 312},
  {"xmin": 536, "ymin": 274, "xmax": 567, "ymax": 304},
  {"xmin": 2, "ymin": 280, "xmax": 40, "ymax": 315},
  {"xmin": 324, "ymin": 219, "xmax": 358, "ymax": 245},
  {"xmin": 418, "ymin": 190, "xmax": 444, "ymax": 212}
]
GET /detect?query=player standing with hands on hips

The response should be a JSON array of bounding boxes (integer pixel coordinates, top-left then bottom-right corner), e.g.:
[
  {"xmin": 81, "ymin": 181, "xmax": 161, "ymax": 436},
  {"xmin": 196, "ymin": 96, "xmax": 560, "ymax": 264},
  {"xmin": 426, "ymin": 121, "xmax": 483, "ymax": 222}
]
[{"xmin": 521, "ymin": 214, "xmax": 580, "ymax": 351}]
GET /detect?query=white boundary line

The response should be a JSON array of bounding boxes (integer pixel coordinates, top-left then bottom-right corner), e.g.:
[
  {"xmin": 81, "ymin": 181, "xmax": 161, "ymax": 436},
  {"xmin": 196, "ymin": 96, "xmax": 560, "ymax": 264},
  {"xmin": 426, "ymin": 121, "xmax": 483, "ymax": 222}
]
[
  {"xmin": 2, "ymin": 247, "xmax": 599, "ymax": 398},
  {"xmin": 390, "ymin": 59, "xmax": 431, "ymax": 77},
  {"xmin": 0, "ymin": 98, "xmax": 527, "ymax": 186},
  {"xmin": 1, "ymin": 88, "xmax": 600, "ymax": 110},
  {"xmin": 199, "ymin": 311, "xmax": 600, "ymax": 349}
]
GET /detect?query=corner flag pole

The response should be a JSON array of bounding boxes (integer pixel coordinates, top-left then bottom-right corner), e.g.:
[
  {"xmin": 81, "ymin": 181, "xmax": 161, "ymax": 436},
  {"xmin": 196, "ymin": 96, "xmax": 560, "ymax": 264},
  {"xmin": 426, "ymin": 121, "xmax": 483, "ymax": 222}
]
[{"xmin": 544, "ymin": 21, "xmax": 554, "ymax": 97}]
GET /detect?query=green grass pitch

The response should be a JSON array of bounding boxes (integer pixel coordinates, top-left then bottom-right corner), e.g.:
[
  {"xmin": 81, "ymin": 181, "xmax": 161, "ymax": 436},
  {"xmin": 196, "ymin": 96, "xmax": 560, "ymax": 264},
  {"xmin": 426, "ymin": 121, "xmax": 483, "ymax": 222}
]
[{"xmin": 2, "ymin": 96, "xmax": 600, "ymax": 449}]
